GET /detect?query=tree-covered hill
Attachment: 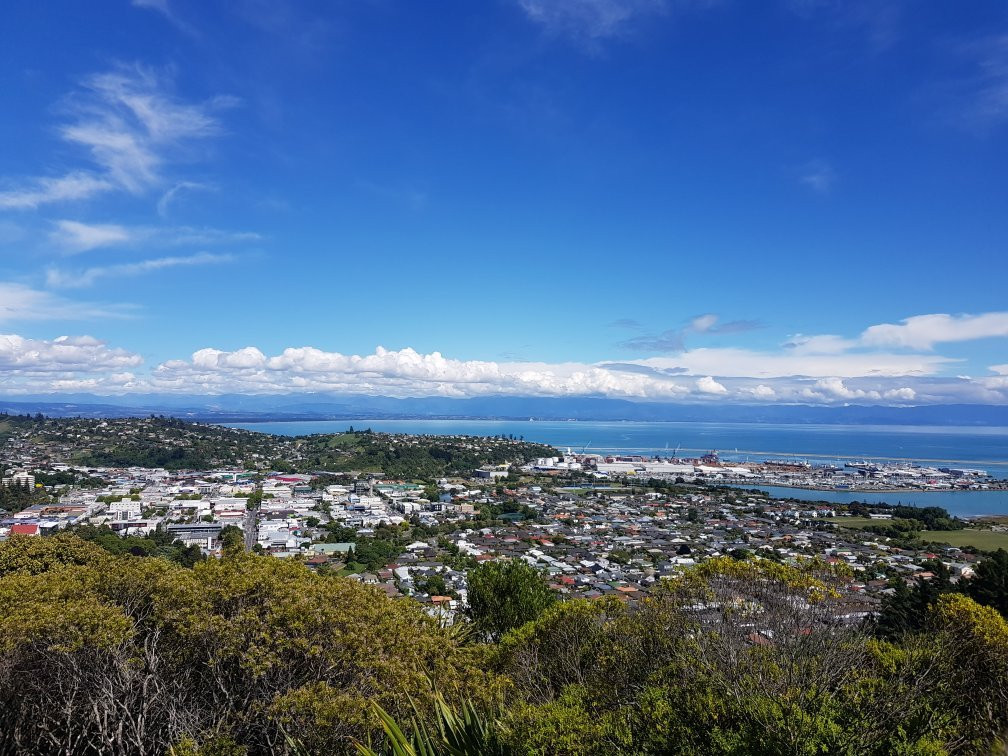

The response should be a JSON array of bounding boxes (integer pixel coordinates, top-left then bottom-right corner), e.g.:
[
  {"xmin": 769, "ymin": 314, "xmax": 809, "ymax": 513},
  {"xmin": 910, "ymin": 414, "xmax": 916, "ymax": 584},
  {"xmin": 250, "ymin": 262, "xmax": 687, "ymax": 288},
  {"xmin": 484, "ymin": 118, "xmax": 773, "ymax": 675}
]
[{"xmin": 0, "ymin": 413, "xmax": 556, "ymax": 475}]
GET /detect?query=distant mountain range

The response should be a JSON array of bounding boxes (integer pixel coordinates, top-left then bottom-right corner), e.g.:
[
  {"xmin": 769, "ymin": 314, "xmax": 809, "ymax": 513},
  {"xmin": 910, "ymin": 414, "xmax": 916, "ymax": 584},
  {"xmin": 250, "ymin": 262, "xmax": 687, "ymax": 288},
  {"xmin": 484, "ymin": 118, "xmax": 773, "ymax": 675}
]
[{"xmin": 1, "ymin": 393, "xmax": 1007, "ymax": 426}]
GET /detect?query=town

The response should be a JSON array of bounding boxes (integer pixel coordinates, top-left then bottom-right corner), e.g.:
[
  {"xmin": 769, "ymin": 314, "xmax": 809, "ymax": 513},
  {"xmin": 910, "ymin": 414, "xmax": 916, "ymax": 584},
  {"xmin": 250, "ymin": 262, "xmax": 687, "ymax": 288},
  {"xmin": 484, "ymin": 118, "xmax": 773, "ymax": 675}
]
[{"xmin": 3, "ymin": 414, "xmax": 1005, "ymax": 623}]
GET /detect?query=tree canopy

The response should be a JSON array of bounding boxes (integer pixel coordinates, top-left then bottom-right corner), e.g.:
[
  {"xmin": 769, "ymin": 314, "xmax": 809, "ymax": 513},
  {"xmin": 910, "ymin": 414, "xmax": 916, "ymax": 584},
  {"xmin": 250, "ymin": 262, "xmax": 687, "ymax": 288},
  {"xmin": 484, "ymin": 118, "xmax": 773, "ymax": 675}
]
[
  {"xmin": 2, "ymin": 537, "xmax": 1008, "ymax": 754},
  {"xmin": 465, "ymin": 559, "xmax": 557, "ymax": 643}
]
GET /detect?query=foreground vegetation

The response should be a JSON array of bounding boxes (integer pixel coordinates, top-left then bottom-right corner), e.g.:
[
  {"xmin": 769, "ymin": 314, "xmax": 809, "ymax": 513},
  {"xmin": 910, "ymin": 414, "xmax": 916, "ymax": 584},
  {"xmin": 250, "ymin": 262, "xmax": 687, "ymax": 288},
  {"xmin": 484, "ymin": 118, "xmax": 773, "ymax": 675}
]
[{"xmin": 2, "ymin": 536, "xmax": 1008, "ymax": 755}]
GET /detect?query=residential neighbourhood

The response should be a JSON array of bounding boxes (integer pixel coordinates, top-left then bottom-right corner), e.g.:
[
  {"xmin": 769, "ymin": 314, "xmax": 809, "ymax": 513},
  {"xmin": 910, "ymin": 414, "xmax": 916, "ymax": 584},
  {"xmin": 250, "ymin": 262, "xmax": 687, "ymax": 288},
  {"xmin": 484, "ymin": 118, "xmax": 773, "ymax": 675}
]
[{"xmin": 2, "ymin": 415, "xmax": 998, "ymax": 624}]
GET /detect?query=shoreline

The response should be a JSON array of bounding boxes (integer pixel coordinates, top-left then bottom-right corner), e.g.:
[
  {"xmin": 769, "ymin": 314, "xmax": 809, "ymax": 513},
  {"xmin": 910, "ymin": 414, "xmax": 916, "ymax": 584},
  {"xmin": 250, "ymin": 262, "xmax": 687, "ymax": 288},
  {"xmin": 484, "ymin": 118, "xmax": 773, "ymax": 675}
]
[
  {"xmin": 728, "ymin": 483, "xmax": 1008, "ymax": 494},
  {"xmin": 220, "ymin": 419, "xmax": 1008, "ymax": 470}
]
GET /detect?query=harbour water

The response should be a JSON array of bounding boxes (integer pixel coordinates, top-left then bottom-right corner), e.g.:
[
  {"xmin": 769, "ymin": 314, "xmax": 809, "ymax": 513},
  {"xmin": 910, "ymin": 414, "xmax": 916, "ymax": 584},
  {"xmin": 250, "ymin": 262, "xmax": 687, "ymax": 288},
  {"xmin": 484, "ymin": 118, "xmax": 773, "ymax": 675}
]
[
  {"xmin": 723, "ymin": 485, "xmax": 1008, "ymax": 519},
  {"xmin": 222, "ymin": 419, "xmax": 1008, "ymax": 516},
  {"xmin": 224, "ymin": 419, "xmax": 1008, "ymax": 473}
]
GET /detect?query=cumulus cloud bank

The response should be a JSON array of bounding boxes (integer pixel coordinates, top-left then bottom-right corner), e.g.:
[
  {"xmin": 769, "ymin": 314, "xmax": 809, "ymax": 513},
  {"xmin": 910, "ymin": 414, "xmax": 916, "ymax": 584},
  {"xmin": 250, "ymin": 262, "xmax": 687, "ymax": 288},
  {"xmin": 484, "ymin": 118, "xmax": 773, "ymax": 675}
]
[{"xmin": 0, "ymin": 310, "xmax": 1007, "ymax": 404}]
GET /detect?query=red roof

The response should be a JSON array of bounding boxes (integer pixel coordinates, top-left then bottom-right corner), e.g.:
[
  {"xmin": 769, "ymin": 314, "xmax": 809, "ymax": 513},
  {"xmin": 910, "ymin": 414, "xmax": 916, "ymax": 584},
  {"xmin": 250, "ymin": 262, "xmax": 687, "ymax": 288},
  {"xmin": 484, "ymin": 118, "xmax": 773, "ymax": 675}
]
[{"xmin": 10, "ymin": 524, "xmax": 39, "ymax": 536}]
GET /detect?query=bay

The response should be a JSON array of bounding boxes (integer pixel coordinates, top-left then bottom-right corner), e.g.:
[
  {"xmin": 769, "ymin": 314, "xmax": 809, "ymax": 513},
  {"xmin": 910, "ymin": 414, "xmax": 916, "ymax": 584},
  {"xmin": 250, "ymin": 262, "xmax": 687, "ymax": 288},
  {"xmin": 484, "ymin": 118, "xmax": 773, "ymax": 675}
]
[
  {"xmin": 222, "ymin": 419, "xmax": 1008, "ymax": 516},
  {"xmin": 223, "ymin": 419, "xmax": 1008, "ymax": 473},
  {"xmin": 725, "ymin": 485, "xmax": 1008, "ymax": 519}
]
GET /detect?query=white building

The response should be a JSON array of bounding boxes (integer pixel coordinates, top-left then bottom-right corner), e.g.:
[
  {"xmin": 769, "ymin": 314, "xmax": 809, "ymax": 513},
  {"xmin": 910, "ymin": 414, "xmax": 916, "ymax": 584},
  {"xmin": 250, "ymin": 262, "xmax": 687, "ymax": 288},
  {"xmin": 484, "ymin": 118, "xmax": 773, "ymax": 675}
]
[{"xmin": 2, "ymin": 471, "xmax": 35, "ymax": 488}]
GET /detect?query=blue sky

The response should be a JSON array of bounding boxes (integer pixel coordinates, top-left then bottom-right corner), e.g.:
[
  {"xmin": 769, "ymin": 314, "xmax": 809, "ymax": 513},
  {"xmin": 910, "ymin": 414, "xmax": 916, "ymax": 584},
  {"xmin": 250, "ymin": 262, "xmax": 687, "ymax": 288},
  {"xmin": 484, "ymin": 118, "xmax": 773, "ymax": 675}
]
[{"xmin": 1, "ymin": 0, "xmax": 1007, "ymax": 404}]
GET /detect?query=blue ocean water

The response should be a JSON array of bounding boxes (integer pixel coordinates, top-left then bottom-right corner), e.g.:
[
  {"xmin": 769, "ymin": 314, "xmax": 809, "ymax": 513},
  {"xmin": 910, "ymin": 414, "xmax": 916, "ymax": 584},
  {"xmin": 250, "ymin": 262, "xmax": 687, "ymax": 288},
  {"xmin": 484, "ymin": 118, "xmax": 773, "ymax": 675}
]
[
  {"xmin": 728, "ymin": 486, "xmax": 1008, "ymax": 519},
  {"xmin": 224, "ymin": 419, "xmax": 1008, "ymax": 473}
]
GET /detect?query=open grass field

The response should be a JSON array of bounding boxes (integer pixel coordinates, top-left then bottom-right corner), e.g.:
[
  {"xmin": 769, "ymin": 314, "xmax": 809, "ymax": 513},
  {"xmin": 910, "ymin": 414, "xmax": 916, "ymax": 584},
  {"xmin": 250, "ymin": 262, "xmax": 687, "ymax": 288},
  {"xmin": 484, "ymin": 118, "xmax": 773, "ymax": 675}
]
[
  {"xmin": 828, "ymin": 517, "xmax": 878, "ymax": 528},
  {"xmin": 922, "ymin": 529, "xmax": 1008, "ymax": 551},
  {"xmin": 829, "ymin": 517, "xmax": 1008, "ymax": 551}
]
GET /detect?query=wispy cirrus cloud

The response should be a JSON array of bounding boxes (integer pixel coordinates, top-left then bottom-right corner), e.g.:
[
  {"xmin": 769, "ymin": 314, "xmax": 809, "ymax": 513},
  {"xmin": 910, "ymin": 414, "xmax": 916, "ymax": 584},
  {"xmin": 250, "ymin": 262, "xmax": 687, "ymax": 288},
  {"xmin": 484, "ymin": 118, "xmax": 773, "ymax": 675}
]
[
  {"xmin": 923, "ymin": 34, "xmax": 1008, "ymax": 134},
  {"xmin": 517, "ymin": 0, "xmax": 672, "ymax": 42},
  {"xmin": 0, "ymin": 174, "xmax": 113, "ymax": 211},
  {"xmin": 45, "ymin": 252, "xmax": 235, "ymax": 289},
  {"xmin": 785, "ymin": 0, "xmax": 904, "ymax": 52},
  {"xmin": 0, "ymin": 64, "xmax": 234, "ymax": 210},
  {"xmin": 620, "ymin": 313, "xmax": 762, "ymax": 352},
  {"xmin": 798, "ymin": 159, "xmax": 836, "ymax": 194},
  {"xmin": 157, "ymin": 181, "xmax": 212, "ymax": 217},
  {"xmin": 132, "ymin": 0, "xmax": 197, "ymax": 35},
  {"xmin": 956, "ymin": 34, "xmax": 1008, "ymax": 131},
  {"xmin": 49, "ymin": 220, "xmax": 135, "ymax": 254},
  {"xmin": 48, "ymin": 219, "xmax": 260, "ymax": 254},
  {"xmin": 619, "ymin": 328, "xmax": 687, "ymax": 352},
  {"xmin": 0, "ymin": 283, "xmax": 134, "ymax": 324},
  {"xmin": 690, "ymin": 313, "xmax": 762, "ymax": 334}
]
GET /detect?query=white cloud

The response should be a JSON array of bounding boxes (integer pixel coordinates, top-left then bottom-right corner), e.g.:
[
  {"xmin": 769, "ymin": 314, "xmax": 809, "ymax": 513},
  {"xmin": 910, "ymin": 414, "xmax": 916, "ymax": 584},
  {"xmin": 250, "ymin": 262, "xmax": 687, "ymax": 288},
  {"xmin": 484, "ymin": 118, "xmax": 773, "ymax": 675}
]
[
  {"xmin": 0, "ymin": 334, "xmax": 141, "ymax": 372},
  {"xmin": 46, "ymin": 252, "xmax": 234, "ymax": 289},
  {"xmin": 48, "ymin": 219, "xmax": 259, "ymax": 254},
  {"xmin": 743, "ymin": 384, "xmax": 776, "ymax": 399},
  {"xmin": 861, "ymin": 312, "xmax": 1008, "ymax": 350},
  {"xmin": 0, "ymin": 65, "xmax": 232, "ymax": 210},
  {"xmin": 952, "ymin": 34, "xmax": 1008, "ymax": 131},
  {"xmin": 0, "ymin": 337, "xmax": 1005, "ymax": 406},
  {"xmin": 0, "ymin": 173, "xmax": 112, "ymax": 210},
  {"xmin": 0, "ymin": 310, "xmax": 1005, "ymax": 404},
  {"xmin": 157, "ymin": 181, "xmax": 211, "ymax": 216},
  {"xmin": 811, "ymin": 377, "xmax": 872, "ymax": 400},
  {"xmin": 690, "ymin": 313, "xmax": 719, "ymax": 333},
  {"xmin": 640, "ymin": 347, "xmax": 953, "ymax": 378},
  {"xmin": 799, "ymin": 159, "xmax": 836, "ymax": 193},
  {"xmin": 0, "ymin": 283, "xmax": 132, "ymax": 324},
  {"xmin": 695, "ymin": 375, "xmax": 728, "ymax": 394},
  {"xmin": 517, "ymin": 0, "xmax": 670, "ymax": 41},
  {"xmin": 619, "ymin": 313, "xmax": 761, "ymax": 352},
  {"xmin": 884, "ymin": 387, "xmax": 916, "ymax": 401},
  {"xmin": 153, "ymin": 345, "xmax": 697, "ymax": 399},
  {"xmin": 793, "ymin": 380, "xmax": 914, "ymax": 404},
  {"xmin": 50, "ymin": 220, "xmax": 135, "ymax": 253},
  {"xmin": 133, "ymin": 345, "xmax": 1008, "ymax": 405},
  {"xmin": 784, "ymin": 333, "xmax": 857, "ymax": 355}
]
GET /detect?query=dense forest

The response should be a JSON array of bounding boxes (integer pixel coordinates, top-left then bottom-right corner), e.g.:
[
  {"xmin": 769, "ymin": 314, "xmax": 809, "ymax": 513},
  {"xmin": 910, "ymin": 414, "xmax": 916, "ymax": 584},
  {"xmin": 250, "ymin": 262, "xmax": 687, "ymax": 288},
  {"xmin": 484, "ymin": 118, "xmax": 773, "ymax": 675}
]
[{"xmin": 2, "ymin": 535, "xmax": 1008, "ymax": 755}]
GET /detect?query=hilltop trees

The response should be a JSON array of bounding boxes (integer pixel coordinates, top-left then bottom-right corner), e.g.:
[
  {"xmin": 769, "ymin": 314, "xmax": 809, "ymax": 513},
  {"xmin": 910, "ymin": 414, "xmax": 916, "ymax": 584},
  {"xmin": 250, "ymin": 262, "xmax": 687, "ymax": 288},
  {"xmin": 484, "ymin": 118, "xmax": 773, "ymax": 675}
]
[
  {"xmin": 876, "ymin": 550, "xmax": 1008, "ymax": 639},
  {"xmin": 491, "ymin": 558, "xmax": 1008, "ymax": 755},
  {"xmin": 0, "ymin": 534, "xmax": 496, "ymax": 755},
  {"xmin": 965, "ymin": 548, "xmax": 1008, "ymax": 617},
  {"xmin": 3, "ymin": 537, "xmax": 1008, "ymax": 754},
  {"xmin": 466, "ymin": 560, "xmax": 557, "ymax": 642}
]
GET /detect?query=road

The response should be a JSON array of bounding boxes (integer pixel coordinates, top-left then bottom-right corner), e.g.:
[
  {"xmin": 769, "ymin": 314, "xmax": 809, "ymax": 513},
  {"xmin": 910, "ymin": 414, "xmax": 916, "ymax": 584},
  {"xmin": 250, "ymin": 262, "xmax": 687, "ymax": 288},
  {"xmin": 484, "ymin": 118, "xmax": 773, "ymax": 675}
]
[{"xmin": 244, "ymin": 506, "xmax": 258, "ymax": 551}]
